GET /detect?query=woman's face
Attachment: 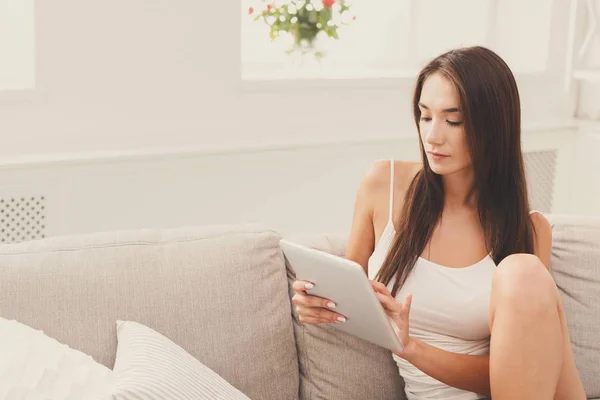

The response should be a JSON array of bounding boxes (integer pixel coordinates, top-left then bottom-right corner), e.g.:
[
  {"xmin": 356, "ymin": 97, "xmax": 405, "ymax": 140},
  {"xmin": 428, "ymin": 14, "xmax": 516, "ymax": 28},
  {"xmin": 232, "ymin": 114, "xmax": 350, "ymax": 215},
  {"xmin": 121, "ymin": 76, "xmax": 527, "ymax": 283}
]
[{"xmin": 418, "ymin": 73, "xmax": 472, "ymax": 176}]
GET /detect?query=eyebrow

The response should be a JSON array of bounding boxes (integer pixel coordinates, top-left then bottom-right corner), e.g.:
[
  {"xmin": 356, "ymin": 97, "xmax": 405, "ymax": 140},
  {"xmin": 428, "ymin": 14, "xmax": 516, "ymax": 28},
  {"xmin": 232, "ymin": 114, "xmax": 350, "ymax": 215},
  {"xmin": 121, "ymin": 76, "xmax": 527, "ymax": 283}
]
[{"xmin": 418, "ymin": 102, "xmax": 461, "ymax": 113}]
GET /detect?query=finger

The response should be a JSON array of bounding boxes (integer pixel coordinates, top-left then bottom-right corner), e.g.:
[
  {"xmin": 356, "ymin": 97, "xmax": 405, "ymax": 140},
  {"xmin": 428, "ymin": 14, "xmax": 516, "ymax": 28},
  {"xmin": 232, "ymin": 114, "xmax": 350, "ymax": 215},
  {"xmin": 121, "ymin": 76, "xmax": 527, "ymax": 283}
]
[
  {"xmin": 374, "ymin": 291, "xmax": 395, "ymax": 308},
  {"xmin": 292, "ymin": 280, "xmax": 315, "ymax": 294},
  {"xmin": 370, "ymin": 280, "xmax": 393, "ymax": 297},
  {"xmin": 383, "ymin": 308, "xmax": 400, "ymax": 324},
  {"xmin": 292, "ymin": 279, "xmax": 314, "ymax": 292},
  {"xmin": 315, "ymin": 307, "xmax": 347, "ymax": 323},
  {"xmin": 375, "ymin": 292, "xmax": 401, "ymax": 314},
  {"xmin": 298, "ymin": 315, "xmax": 343, "ymax": 325},
  {"xmin": 297, "ymin": 314, "xmax": 331, "ymax": 325},
  {"xmin": 296, "ymin": 306, "xmax": 347, "ymax": 324},
  {"xmin": 291, "ymin": 292, "xmax": 337, "ymax": 311},
  {"xmin": 401, "ymin": 293, "xmax": 413, "ymax": 315},
  {"xmin": 291, "ymin": 293, "xmax": 315, "ymax": 307},
  {"xmin": 300, "ymin": 306, "xmax": 345, "ymax": 323}
]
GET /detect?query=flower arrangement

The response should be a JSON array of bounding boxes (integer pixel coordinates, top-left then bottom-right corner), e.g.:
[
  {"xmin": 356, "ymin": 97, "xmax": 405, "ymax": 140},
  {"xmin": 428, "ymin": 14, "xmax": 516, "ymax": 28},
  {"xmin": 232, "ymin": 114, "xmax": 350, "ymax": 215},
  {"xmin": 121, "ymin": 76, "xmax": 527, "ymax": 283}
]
[{"xmin": 248, "ymin": 0, "xmax": 355, "ymax": 59}]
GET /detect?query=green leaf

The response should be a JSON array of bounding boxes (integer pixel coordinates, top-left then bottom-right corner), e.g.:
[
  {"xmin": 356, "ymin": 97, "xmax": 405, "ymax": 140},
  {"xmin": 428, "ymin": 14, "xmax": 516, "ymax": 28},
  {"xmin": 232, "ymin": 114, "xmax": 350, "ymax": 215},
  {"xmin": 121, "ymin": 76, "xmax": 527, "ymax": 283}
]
[
  {"xmin": 326, "ymin": 28, "xmax": 339, "ymax": 39},
  {"xmin": 320, "ymin": 8, "xmax": 331, "ymax": 27}
]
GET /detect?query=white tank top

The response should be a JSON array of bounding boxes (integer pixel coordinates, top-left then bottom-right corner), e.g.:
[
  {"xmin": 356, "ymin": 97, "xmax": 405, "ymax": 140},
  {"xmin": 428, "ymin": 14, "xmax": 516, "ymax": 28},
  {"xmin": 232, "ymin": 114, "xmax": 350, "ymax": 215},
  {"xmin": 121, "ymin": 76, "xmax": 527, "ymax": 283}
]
[{"xmin": 367, "ymin": 160, "xmax": 536, "ymax": 400}]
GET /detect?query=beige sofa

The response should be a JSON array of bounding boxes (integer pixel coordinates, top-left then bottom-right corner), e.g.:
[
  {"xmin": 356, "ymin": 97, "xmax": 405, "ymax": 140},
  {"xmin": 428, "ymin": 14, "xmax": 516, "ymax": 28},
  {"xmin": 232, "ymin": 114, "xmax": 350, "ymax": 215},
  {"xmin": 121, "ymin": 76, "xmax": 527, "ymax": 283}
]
[{"xmin": 0, "ymin": 214, "xmax": 598, "ymax": 399}]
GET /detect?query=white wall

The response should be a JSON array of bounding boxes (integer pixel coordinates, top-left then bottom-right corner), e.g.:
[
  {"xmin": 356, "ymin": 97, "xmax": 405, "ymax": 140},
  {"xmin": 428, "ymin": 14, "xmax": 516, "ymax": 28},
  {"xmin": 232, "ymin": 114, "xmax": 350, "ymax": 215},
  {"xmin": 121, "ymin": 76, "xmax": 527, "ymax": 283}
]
[
  {"xmin": 0, "ymin": 126, "xmax": 581, "ymax": 242},
  {"xmin": 575, "ymin": 0, "xmax": 600, "ymax": 121},
  {"xmin": 0, "ymin": 0, "xmax": 35, "ymax": 90},
  {"xmin": 0, "ymin": 0, "xmax": 412, "ymax": 158},
  {"xmin": 0, "ymin": 0, "xmax": 598, "ymax": 242},
  {"xmin": 570, "ymin": 2, "xmax": 600, "ymax": 216},
  {"xmin": 570, "ymin": 121, "xmax": 600, "ymax": 216},
  {"xmin": 0, "ymin": 0, "xmax": 574, "ymax": 160}
]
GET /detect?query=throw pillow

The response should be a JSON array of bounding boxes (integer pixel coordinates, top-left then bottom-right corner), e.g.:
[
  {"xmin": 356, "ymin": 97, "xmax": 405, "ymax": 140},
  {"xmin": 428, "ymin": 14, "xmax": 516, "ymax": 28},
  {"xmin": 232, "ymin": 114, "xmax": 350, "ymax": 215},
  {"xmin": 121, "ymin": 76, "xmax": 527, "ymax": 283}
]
[
  {"xmin": 112, "ymin": 320, "xmax": 251, "ymax": 400},
  {"xmin": 0, "ymin": 318, "xmax": 115, "ymax": 400}
]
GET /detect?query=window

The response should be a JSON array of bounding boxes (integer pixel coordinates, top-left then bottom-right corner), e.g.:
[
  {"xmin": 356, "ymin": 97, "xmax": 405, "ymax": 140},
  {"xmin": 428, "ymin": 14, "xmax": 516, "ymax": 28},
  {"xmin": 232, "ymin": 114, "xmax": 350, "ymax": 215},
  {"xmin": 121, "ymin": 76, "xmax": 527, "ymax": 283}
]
[
  {"xmin": 241, "ymin": 0, "xmax": 412, "ymax": 80},
  {"xmin": 0, "ymin": 0, "xmax": 35, "ymax": 90},
  {"xmin": 241, "ymin": 0, "xmax": 558, "ymax": 81}
]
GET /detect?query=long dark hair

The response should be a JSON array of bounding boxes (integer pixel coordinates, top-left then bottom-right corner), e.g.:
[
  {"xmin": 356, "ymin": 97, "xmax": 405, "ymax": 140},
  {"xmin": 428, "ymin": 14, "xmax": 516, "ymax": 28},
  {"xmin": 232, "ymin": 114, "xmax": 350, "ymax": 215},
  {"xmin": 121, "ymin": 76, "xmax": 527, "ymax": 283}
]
[{"xmin": 375, "ymin": 46, "xmax": 535, "ymax": 297}]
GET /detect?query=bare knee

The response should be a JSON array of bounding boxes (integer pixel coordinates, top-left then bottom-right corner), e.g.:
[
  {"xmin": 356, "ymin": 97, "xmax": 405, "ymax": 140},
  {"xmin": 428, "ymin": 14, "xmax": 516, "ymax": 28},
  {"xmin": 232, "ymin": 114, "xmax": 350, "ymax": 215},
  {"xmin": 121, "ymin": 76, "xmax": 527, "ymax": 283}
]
[{"xmin": 492, "ymin": 253, "xmax": 558, "ymax": 312}]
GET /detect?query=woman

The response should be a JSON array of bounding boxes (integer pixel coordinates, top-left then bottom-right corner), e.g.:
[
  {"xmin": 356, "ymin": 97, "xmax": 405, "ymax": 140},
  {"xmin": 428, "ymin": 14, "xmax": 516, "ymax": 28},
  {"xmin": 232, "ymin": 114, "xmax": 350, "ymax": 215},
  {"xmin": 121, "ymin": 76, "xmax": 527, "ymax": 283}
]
[{"xmin": 291, "ymin": 46, "xmax": 586, "ymax": 399}]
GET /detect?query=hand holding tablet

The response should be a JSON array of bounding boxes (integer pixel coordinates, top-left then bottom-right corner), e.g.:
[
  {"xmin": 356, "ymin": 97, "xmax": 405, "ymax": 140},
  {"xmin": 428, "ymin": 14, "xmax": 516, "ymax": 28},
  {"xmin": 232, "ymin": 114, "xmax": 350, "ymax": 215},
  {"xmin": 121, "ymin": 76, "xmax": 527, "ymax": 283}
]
[
  {"xmin": 290, "ymin": 278, "xmax": 349, "ymax": 325},
  {"xmin": 281, "ymin": 239, "xmax": 406, "ymax": 355}
]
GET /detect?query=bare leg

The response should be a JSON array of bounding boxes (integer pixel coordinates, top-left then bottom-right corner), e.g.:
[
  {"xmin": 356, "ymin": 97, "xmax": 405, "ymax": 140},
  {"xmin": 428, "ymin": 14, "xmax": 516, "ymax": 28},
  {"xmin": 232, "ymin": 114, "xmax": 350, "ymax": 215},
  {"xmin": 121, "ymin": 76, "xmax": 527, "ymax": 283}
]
[
  {"xmin": 488, "ymin": 254, "xmax": 586, "ymax": 400},
  {"xmin": 552, "ymin": 290, "xmax": 587, "ymax": 400}
]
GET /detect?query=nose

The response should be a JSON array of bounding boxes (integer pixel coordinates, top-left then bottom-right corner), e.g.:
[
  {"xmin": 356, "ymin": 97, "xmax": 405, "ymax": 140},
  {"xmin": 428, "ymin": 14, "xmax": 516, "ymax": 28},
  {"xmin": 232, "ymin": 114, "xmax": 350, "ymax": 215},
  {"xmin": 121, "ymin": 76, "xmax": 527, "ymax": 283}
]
[{"xmin": 424, "ymin": 121, "xmax": 444, "ymax": 146}]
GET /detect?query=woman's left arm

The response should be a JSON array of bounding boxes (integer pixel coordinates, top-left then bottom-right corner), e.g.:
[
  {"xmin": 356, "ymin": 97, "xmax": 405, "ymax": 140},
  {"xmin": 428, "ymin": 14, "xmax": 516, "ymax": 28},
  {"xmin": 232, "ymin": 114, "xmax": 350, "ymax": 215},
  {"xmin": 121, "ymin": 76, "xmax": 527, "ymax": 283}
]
[{"xmin": 400, "ymin": 338, "xmax": 490, "ymax": 395}]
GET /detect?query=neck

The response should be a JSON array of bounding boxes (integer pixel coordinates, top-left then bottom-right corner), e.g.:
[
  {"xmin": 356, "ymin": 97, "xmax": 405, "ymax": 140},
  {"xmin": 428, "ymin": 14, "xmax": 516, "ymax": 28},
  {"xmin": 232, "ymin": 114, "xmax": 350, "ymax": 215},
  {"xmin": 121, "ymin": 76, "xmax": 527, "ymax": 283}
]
[{"xmin": 442, "ymin": 167, "xmax": 476, "ymax": 210}]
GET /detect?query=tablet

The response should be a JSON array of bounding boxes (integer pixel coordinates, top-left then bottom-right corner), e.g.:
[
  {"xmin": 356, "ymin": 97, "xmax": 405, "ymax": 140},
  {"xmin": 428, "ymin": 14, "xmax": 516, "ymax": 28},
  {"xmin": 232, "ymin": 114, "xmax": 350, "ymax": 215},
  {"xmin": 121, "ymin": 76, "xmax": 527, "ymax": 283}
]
[{"xmin": 279, "ymin": 239, "xmax": 404, "ymax": 354}]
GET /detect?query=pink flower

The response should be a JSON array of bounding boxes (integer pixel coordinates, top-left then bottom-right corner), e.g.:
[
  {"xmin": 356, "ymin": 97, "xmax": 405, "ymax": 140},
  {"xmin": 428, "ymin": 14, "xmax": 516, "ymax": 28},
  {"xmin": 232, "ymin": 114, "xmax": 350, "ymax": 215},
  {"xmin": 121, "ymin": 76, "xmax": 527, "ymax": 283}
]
[
  {"xmin": 248, "ymin": 6, "xmax": 254, "ymax": 14},
  {"xmin": 322, "ymin": 0, "xmax": 335, "ymax": 8}
]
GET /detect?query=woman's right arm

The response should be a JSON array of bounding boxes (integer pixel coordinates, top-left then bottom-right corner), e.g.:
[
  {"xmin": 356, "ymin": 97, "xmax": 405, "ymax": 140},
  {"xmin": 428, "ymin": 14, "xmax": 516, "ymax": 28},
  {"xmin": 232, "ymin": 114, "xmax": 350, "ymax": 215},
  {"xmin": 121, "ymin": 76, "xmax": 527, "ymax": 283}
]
[
  {"xmin": 291, "ymin": 162, "xmax": 383, "ymax": 325},
  {"xmin": 344, "ymin": 162, "xmax": 380, "ymax": 274}
]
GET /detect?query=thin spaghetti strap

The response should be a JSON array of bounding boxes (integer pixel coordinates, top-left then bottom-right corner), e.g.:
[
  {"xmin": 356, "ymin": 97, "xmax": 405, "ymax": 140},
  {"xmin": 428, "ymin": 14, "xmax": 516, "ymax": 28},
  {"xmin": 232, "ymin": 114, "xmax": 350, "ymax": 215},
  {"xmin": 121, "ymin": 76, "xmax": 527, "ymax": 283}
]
[{"xmin": 389, "ymin": 159, "xmax": 394, "ymax": 222}]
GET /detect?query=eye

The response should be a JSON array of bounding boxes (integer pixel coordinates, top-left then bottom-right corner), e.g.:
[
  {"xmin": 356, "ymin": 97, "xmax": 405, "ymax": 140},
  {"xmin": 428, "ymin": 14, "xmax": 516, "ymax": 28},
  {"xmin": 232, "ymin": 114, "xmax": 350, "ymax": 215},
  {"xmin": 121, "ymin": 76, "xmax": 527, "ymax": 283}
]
[
  {"xmin": 446, "ymin": 120, "xmax": 463, "ymax": 127},
  {"xmin": 420, "ymin": 117, "xmax": 431, "ymax": 122}
]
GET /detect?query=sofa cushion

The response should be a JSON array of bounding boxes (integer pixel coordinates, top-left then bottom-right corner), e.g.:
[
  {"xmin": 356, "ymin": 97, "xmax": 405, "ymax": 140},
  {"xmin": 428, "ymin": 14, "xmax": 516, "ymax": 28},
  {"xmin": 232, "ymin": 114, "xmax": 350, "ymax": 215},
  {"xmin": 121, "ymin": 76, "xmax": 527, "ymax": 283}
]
[
  {"xmin": 0, "ymin": 224, "xmax": 299, "ymax": 400},
  {"xmin": 112, "ymin": 320, "xmax": 250, "ymax": 399},
  {"xmin": 284, "ymin": 233, "xmax": 406, "ymax": 400},
  {"xmin": 548, "ymin": 214, "xmax": 600, "ymax": 398}
]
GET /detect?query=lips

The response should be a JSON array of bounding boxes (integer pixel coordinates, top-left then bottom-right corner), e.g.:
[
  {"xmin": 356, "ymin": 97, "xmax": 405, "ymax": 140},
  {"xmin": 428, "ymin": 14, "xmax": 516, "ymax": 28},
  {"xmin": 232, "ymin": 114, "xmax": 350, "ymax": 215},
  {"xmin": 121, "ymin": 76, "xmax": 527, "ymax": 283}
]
[{"xmin": 428, "ymin": 151, "xmax": 449, "ymax": 157}]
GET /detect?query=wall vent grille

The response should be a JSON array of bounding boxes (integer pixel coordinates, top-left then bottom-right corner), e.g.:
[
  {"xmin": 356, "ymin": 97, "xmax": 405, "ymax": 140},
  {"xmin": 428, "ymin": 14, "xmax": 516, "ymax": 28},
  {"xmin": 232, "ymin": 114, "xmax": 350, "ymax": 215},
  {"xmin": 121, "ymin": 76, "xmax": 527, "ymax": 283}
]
[{"xmin": 0, "ymin": 196, "xmax": 47, "ymax": 244}]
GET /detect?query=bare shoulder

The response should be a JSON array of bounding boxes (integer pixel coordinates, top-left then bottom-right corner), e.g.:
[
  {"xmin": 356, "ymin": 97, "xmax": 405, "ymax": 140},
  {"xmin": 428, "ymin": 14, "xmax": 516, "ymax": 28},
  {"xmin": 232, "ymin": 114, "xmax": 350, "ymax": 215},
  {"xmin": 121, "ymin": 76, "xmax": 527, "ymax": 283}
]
[
  {"xmin": 360, "ymin": 159, "xmax": 423, "ymax": 225},
  {"xmin": 346, "ymin": 159, "xmax": 422, "ymax": 270},
  {"xmin": 530, "ymin": 211, "xmax": 551, "ymax": 233},
  {"xmin": 530, "ymin": 211, "xmax": 552, "ymax": 269},
  {"xmin": 360, "ymin": 159, "xmax": 422, "ymax": 193}
]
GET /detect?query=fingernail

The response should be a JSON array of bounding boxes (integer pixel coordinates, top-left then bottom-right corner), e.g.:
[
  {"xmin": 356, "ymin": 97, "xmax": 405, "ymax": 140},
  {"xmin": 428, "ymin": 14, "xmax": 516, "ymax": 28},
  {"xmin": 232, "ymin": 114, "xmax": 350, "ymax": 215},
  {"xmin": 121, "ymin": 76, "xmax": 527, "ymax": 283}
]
[
  {"xmin": 327, "ymin": 302, "xmax": 336, "ymax": 309},
  {"xmin": 305, "ymin": 283, "xmax": 314, "ymax": 290},
  {"xmin": 336, "ymin": 316, "xmax": 346, "ymax": 323}
]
